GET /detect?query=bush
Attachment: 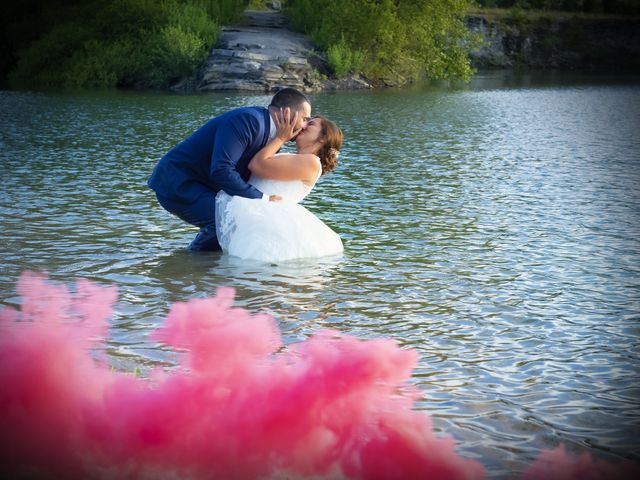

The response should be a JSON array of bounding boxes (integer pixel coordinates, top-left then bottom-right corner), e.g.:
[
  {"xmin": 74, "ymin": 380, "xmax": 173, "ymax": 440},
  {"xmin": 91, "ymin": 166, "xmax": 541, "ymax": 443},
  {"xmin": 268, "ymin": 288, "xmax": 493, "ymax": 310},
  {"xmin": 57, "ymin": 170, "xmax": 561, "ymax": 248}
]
[
  {"xmin": 11, "ymin": 22, "xmax": 81, "ymax": 81},
  {"xmin": 327, "ymin": 38, "xmax": 365, "ymax": 76},
  {"xmin": 286, "ymin": 0, "xmax": 477, "ymax": 85},
  {"xmin": 150, "ymin": 25, "xmax": 210, "ymax": 85},
  {"xmin": 8, "ymin": 0, "xmax": 244, "ymax": 88},
  {"xmin": 60, "ymin": 39, "xmax": 129, "ymax": 88}
]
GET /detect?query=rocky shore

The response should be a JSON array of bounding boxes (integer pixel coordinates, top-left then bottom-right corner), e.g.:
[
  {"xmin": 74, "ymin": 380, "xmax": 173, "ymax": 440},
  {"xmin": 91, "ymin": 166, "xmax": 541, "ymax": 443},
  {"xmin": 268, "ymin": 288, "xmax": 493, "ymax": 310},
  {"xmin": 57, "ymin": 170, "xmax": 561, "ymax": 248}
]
[
  {"xmin": 467, "ymin": 14, "xmax": 640, "ymax": 71},
  {"xmin": 175, "ymin": 8, "xmax": 640, "ymax": 93},
  {"xmin": 178, "ymin": 9, "xmax": 370, "ymax": 93}
]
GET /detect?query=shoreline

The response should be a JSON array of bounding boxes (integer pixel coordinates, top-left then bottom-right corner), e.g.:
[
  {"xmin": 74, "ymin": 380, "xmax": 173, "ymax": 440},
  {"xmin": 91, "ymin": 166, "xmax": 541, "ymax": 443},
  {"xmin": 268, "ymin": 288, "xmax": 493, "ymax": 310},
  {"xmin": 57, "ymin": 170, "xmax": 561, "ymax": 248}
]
[
  {"xmin": 2, "ymin": 7, "xmax": 639, "ymax": 93},
  {"xmin": 4, "ymin": 69, "xmax": 640, "ymax": 96},
  {"xmin": 174, "ymin": 8, "xmax": 640, "ymax": 93}
]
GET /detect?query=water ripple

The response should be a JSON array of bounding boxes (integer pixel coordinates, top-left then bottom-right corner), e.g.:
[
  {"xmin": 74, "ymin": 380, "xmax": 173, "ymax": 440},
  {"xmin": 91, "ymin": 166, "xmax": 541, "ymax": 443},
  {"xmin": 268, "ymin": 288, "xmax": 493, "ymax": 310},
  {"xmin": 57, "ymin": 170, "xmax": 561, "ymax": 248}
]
[{"xmin": 1, "ymin": 75, "xmax": 640, "ymax": 477}]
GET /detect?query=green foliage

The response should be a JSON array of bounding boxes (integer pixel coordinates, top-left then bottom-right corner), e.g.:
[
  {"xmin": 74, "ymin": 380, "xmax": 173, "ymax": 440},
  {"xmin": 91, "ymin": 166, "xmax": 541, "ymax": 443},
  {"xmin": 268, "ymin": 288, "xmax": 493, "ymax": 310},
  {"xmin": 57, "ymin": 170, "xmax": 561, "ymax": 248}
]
[
  {"xmin": 60, "ymin": 39, "xmax": 127, "ymax": 88},
  {"xmin": 507, "ymin": 5, "xmax": 533, "ymax": 29},
  {"xmin": 7, "ymin": 0, "xmax": 245, "ymax": 88},
  {"xmin": 285, "ymin": 0, "xmax": 478, "ymax": 85},
  {"xmin": 246, "ymin": 0, "xmax": 270, "ymax": 9},
  {"xmin": 326, "ymin": 38, "xmax": 365, "ymax": 76}
]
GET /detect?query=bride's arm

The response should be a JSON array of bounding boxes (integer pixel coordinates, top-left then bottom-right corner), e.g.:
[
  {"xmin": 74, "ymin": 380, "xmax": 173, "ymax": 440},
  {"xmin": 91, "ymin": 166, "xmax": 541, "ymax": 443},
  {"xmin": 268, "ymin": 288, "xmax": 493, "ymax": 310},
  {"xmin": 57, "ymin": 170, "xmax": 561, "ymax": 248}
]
[{"xmin": 249, "ymin": 109, "xmax": 320, "ymax": 183}]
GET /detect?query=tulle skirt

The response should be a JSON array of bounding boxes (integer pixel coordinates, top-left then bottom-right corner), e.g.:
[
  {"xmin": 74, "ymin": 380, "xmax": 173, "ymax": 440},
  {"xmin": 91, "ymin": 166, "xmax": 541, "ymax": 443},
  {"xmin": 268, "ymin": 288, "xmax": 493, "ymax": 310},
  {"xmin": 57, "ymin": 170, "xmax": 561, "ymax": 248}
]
[{"xmin": 216, "ymin": 193, "xmax": 343, "ymax": 263}]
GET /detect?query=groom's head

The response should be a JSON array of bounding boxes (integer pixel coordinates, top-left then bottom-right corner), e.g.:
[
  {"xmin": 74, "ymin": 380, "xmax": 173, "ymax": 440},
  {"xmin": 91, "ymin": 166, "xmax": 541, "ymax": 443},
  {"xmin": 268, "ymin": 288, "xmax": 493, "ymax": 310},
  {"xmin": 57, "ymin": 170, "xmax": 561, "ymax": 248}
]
[{"xmin": 269, "ymin": 87, "xmax": 312, "ymax": 136}]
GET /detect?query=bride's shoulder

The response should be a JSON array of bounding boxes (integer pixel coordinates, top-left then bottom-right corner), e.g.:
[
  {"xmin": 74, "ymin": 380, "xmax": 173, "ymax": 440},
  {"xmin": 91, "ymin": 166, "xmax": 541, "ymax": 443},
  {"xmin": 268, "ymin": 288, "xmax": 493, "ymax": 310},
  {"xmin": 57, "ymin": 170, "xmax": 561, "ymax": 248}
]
[
  {"xmin": 300, "ymin": 153, "xmax": 321, "ymax": 161},
  {"xmin": 276, "ymin": 152, "xmax": 320, "ymax": 165},
  {"xmin": 296, "ymin": 153, "xmax": 321, "ymax": 166},
  {"xmin": 299, "ymin": 154, "xmax": 322, "ymax": 174},
  {"xmin": 275, "ymin": 152, "xmax": 316, "ymax": 158},
  {"xmin": 276, "ymin": 153, "xmax": 321, "ymax": 183}
]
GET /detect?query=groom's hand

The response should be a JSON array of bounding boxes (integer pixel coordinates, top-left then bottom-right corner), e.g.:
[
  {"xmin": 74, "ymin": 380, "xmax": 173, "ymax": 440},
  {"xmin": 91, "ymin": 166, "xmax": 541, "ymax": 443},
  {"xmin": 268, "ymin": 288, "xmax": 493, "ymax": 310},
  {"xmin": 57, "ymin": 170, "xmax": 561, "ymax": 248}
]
[
  {"xmin": 275, "ymin": 108, "xmax": 302, "ymax": 142},
  {"xmin": 269, "ymin": 195, "xmax": 283, "ymax": 202}
]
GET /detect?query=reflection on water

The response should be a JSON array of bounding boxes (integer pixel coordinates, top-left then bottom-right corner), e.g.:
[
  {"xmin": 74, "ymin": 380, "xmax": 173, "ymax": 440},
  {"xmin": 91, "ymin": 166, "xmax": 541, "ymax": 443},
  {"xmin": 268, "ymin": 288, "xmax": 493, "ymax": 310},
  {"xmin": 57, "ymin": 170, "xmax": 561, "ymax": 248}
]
[{"xmin": 1, "ymin": 72, "xmax": 640, "ymax": 477}]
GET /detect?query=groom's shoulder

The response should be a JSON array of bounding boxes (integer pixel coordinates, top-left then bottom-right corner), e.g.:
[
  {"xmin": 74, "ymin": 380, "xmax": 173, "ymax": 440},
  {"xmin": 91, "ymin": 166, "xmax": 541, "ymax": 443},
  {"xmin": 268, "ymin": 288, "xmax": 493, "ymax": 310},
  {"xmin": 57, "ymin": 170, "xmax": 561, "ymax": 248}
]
[
  {"xmin": 210, "ymin": 106, "xmax": 266, "ymax": 128},
  {"xmin": 219, "ymin": 107, "xmax": 268, "ymax": 134},
  {"xmin": 225, "ymin": 106, "xmax": 267, "ymax": 120}
]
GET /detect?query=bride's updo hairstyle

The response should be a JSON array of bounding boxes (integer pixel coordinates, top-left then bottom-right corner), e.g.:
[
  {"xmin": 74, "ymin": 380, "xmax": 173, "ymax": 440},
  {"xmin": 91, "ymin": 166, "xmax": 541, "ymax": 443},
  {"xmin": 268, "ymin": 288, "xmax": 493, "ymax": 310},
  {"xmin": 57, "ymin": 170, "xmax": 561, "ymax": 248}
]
[{"xmin": 316, "ymin": 116, "xmax": 343, "ymax": 175}]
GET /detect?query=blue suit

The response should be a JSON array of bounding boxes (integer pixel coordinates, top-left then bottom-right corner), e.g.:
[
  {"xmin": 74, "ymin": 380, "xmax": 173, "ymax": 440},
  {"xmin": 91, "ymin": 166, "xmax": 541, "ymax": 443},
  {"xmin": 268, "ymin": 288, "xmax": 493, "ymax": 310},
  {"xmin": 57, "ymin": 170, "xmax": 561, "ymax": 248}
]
[{"xmin": 148, "ymin": 106, "xmax": 271, "ymax": 250}]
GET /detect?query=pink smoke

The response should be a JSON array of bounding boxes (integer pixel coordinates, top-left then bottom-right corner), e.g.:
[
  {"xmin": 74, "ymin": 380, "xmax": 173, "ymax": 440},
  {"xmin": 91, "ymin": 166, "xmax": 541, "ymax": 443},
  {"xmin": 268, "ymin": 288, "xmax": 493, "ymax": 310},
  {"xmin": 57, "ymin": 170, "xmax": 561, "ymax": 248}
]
[
  {"xmin": 0, "ymin": 272, "xmax": 483, "ymax": 479},
  {"xmin": 522, "ymin": 444, "xmax": 640, "ymax": 480},
  {"xmin": 1, "ymin": 273, "xmax": 636, "ymax": 479}
]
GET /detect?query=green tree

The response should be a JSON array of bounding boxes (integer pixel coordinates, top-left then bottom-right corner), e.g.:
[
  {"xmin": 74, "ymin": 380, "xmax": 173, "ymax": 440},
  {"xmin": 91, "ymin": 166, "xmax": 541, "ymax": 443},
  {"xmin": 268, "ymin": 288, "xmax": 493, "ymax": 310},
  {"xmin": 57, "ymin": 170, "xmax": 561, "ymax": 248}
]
[
  {"xmin": 6, "ymin": 0, "xmax": 245, "ymax": 88},
  {"xmin": 286, "ymin": 0, "xmax": 479, "ymax": 85}
]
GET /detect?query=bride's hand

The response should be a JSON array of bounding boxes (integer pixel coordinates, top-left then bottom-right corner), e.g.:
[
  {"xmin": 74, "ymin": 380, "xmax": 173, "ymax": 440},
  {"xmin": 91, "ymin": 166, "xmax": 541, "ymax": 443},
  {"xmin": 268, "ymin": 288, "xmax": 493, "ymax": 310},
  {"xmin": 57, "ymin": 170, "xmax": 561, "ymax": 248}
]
[{"xmin": 275, "ymin": 107, "xmax": 302, "ymax": 142}]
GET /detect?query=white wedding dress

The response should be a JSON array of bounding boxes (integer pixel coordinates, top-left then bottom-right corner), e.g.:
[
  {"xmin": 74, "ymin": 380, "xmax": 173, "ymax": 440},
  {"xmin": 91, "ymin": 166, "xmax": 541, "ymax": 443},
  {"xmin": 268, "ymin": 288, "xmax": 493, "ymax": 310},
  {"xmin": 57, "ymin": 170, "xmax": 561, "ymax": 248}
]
[{"xmin": 215, "ymin": 172, "xmax": 343, "ymax": 263}]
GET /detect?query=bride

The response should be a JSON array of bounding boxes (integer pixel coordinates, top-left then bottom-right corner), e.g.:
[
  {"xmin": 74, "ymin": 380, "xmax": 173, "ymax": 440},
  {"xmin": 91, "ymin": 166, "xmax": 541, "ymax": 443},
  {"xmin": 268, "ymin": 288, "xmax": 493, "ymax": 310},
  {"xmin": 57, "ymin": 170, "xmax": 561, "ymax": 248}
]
[{"xmin": 215, "ymin": 108, "xmax": 344, "ymax": 263}]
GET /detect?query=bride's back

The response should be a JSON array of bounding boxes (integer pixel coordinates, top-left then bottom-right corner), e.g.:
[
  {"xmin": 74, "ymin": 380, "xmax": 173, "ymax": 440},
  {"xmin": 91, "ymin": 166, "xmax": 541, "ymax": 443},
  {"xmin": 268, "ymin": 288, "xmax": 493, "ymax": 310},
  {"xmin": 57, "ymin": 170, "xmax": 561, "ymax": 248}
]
[{"xmin": 249, "ymin": 175, "xmax": 314, "ymax": 204}]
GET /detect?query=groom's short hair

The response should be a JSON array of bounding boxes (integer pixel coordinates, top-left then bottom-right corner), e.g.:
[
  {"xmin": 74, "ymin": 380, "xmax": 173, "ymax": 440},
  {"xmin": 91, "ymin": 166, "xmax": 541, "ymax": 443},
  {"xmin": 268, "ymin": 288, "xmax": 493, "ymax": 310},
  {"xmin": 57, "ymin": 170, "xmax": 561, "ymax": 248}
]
[{"xmin": 269, "ymin": 87, "xmax": 310, "ymax": 111}]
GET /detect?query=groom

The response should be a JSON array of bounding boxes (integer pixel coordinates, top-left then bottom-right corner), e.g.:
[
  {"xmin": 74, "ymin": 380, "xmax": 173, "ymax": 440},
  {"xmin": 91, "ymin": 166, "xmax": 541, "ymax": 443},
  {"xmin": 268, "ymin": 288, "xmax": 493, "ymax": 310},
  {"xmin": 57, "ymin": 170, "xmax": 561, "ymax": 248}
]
[{"xmin": 148, "ymin": 87, "xmax": 312, "ymax": 251}]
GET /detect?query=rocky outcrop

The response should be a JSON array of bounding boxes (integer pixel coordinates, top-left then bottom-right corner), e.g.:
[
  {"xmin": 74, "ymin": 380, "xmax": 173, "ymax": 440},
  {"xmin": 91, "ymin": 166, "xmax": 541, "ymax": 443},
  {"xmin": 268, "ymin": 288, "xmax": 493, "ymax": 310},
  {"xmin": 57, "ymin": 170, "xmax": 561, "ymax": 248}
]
[
  {"xmin": 196, "ymin": 10, "xmax": 325, "ymax": 92},
  {"xmin": 180, "ymin": 9, "xmax": 372, "ymax": 93},
  {"xmin": 467, "ymin": 14, "xmax": 640, "ymax": 71}
]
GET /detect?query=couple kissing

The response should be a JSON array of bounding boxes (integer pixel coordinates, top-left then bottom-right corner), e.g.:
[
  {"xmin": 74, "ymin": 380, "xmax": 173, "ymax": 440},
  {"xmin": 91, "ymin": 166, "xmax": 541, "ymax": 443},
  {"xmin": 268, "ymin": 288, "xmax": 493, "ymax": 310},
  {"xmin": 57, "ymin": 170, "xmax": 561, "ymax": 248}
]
[{"xmin": 148, "ymin": 88, "xmax": 344, "ymax": 263}]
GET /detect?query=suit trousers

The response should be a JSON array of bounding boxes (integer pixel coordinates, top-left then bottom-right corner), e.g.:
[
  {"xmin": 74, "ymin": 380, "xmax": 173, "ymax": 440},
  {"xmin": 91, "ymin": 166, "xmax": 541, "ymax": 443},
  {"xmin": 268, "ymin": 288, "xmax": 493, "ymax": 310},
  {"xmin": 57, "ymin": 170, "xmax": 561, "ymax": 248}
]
[{"xmin": 155, "ymin": 192, "xmax": 221, "ymax": 251}]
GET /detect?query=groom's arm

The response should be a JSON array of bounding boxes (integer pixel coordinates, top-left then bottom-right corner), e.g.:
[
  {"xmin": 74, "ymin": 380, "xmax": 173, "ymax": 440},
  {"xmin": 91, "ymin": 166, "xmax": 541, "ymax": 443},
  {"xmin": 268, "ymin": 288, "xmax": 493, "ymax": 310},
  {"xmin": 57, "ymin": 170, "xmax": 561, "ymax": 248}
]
[{"xmin": 210, "ymin": 114, "xmax": 265, "ymax": 199}]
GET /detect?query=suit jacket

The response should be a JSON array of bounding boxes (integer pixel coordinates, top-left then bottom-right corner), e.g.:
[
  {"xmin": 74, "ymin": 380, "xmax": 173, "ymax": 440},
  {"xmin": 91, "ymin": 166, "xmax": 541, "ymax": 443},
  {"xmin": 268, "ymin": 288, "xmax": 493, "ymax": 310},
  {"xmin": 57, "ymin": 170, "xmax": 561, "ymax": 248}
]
[{"xmin": 148, "ymin": 106, "xmax": 271, "ymax": 204}]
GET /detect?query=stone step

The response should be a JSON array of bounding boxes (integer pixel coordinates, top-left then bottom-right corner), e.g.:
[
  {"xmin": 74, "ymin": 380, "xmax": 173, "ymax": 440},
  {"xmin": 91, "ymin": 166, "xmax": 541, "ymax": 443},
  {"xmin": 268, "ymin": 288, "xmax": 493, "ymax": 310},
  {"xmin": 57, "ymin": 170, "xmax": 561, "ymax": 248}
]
[
  {"xmin": 193, "ymin": 9, "xmax": 327, "ymax": 92},
  {"xmin": 207, "ymin": 49, "xmax": 276, "ymax": 62},
  {"xmin": 242, "ymin": 10, "xmax": 289, "ymax": 29}
]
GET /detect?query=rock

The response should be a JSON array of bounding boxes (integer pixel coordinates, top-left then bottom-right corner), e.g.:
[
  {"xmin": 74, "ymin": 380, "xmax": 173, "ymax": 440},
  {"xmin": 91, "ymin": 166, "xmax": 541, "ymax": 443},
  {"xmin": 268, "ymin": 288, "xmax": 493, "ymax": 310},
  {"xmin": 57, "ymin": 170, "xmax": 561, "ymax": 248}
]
[
  {"xmin": 465, "ymin": 16, "xmax": 513, "ymax": 68},
  {"xmin": 199, "ymin": 79, "xmax": 267, "ymax": 91},
  {"xmin": 243, "ymin": 10, "xmax": 288, "ymax": 29},
  {"xmin": 466, "ymin": 14, "xmax": 640, "ymax": 71},
  {"xmin": 321, "ymin": 74, "xmax": 372, "ymax": 91},
  {"xmin": 195, "ymin": 10, "xmax": 325, "ymax": 92}
]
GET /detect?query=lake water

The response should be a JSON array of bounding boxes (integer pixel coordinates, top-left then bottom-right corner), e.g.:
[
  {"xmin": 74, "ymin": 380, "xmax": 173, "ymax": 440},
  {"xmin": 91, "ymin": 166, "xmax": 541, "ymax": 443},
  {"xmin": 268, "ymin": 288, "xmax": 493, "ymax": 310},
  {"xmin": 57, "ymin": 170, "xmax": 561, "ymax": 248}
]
[{"xmin": 1, "ymin": 71, "xmax": 639, "ymax": 477}]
